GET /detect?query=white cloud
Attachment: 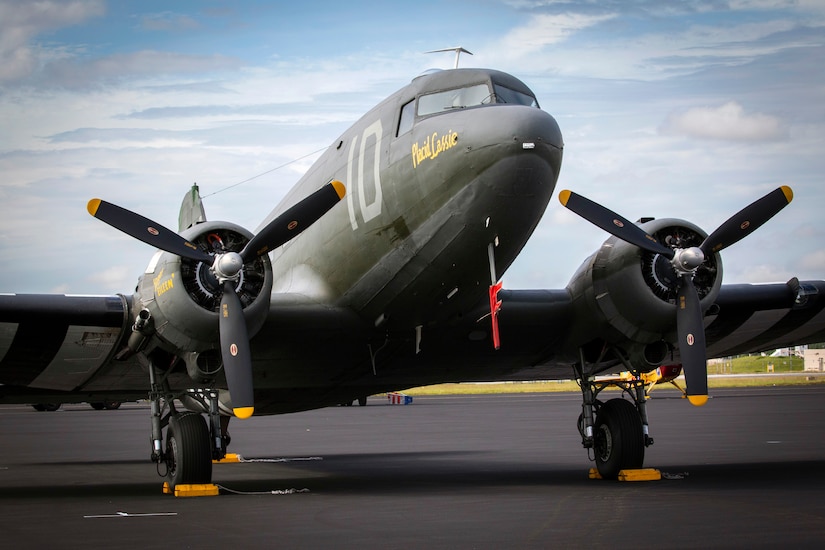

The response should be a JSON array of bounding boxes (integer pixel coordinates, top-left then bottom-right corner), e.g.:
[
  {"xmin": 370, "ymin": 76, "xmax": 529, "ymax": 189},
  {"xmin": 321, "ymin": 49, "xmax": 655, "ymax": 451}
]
[
  {"xmin": 494, "ymin": 12, "xmax": 617, "ymax": 56},
  {"xmin": 38, "ymin": 50, "xmax": 242, "ymax": 89},
  {"xmin": 800, "ymin": 250, "xmax": 825, "ymax": 272},
  {"xmin": 0, "ymin": 0, "xmax": 105, "ymax": 83},
  {"xmin": 478, "ymin": 4, "xmax": 822, "ymax": 83},
  {"xmin": 87, "ymin": 265, "xmax": 133, "ymax": 290},
  {"xmin": 732, "ymin": 263, "xmax": 795, "ymax": 284},
  {"xmin": 660, "ymin": 101, "xmax": 784, "ymax": 141}
]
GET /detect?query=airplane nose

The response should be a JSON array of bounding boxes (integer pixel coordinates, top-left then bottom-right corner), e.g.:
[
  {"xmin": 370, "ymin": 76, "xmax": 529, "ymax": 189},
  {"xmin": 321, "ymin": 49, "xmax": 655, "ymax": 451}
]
[
  {"xmin": 405, "ymin": 103, "xmax": 563, "ymax": 201},
  {"xmin": 511, "ymin": 105, "xmax": 564, "ymax": 152},
  {"xmin": 516, "ymin": 108, "xmax": 563, "ymax": 181},
  {"xmin": 465, "ymin": 105, "xmax": 563, "ymax": 173},
  {"xmin": 468, "ymin": 105, "xmax": 564, "ymax": 188}
]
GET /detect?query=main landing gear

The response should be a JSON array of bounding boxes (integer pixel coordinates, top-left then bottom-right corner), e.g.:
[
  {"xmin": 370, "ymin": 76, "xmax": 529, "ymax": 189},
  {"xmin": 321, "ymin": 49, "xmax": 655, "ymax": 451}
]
[
  {"xmin": 147, "ymin": 358, "xmax": 226, "ymax": 489},
  {"xmin": 575, "ymin": 348, "xmax": 654, "ymax": 479}
]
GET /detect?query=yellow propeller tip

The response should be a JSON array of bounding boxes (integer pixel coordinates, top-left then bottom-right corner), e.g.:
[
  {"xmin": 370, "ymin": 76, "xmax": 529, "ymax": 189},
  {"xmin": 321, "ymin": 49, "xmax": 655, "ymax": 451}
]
[
  {"xmin": 234, "ymin": 407, "xmax": 254, "ymax": 419},
  {"xmin": 558, "ymin": 189, "xmax": 571, "ymax": 206},
  {"xmin": 688, "ymin": 395, "xmax": 708, "ymax": 407},
  {"xmin": 330, "ymin": 180, "xmax": 346, "ymax": 200},
  {"xmin": 780, "ymin": 185, "xmax": 793, "ymax": 204},
  {"xmin": 87, "ymin": 198, "xmax": 101, "ymax": 216}
]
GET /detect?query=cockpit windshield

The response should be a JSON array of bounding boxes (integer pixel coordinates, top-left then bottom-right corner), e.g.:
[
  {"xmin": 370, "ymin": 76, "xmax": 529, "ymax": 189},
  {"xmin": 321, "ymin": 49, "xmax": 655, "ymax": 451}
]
[
  {"xmin": 493, "ymin": 83, "xmax": 539, "ymax": 108},
  {"xmin": 417, "ymin": 84, "xmax": 493, "ymax": 116},
  {"xmin": 416, "ymin": 82, "xmax": 539, "ymax": 119}
]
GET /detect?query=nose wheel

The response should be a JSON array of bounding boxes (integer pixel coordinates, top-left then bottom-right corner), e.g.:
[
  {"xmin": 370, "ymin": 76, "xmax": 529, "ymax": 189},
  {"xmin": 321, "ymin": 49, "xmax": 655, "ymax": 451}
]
[
  {"xmin": 165, "ymin": 413, "xmax": 212, "ymax": 488},
  {"xmin": 147, "ymin": 357, "xmax": 226, "ymax": 490},
  {"xmin": 593, "ymin": 398, "xmax": 645, "ymax": 479},
  {"xmin": 575, "ymin": 347, "xmax": 653, "ymax": 479}
]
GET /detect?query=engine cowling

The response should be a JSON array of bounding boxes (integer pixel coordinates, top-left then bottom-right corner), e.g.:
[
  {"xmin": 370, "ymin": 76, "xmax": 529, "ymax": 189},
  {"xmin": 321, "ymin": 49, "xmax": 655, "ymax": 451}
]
[
  {"xmin": 132, "ymin": 221, "xmax": 273, "ymax": 381},
  {"xmin": 567, "ymin": 218, "xmax": 722, "ymax": 366}
]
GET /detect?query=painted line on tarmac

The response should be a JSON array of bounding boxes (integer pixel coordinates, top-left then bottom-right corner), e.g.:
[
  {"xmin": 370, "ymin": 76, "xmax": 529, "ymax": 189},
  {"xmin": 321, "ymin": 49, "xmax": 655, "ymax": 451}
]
[{"xmin": 84, "ymin": 511, "xmax": 178, "ymax": 519}]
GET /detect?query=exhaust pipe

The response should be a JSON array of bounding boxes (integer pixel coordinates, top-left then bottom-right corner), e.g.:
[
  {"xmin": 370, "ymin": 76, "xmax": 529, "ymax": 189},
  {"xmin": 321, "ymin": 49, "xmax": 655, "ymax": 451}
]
[{"xmin": 126, "ymin": 309, "xmax": 154, "ymax": 353}]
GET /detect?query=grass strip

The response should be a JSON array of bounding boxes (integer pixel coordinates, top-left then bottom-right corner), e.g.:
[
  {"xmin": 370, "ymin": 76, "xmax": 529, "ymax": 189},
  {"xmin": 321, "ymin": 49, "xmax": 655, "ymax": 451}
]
[{"xmin": 403, "ymin": 375, "xmax": 825, "ymax": 396}]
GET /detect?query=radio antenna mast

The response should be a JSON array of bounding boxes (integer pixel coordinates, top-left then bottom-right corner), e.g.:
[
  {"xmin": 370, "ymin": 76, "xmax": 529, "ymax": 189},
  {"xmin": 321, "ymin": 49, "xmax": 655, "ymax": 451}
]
[{"xmin": 425, "ymin": 47, "xmax": 473, "ymax": 69}]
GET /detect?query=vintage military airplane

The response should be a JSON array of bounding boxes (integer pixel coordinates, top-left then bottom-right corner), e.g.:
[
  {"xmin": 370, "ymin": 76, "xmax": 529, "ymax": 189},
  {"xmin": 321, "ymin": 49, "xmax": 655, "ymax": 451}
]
[{"xmin": 2, "ymin": 67, "xmax": 824, "ymax": 487}]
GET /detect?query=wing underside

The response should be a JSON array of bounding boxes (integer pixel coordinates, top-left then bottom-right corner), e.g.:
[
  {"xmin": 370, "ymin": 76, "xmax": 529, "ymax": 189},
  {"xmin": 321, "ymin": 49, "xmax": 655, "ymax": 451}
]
[
  {"xmin": 705, "ymin": 280, "xmax": 825, "ymax": 358},
  {"xmin": 0, "ymin": 294, "xmax": 130, "ymax": 399},
  {"xmin": 0, "ymin": 280, "xmax": 823, "ymax": 407}
]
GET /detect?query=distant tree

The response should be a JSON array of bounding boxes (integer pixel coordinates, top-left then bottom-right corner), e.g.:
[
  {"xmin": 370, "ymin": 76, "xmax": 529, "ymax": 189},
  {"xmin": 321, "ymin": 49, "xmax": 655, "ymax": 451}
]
[{"xmin": 810, "ymin": 343, "xmax": 825, "ymax": 349}]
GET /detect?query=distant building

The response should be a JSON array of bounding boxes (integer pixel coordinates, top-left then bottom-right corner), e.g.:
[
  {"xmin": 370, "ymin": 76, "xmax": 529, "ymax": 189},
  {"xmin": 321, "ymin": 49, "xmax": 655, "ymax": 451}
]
[
  {"xmin": 804, "ymin": 349, "xmax": 825, "ymax": 372},
  {"xmin": 769, "ymin": 347, "xmax": 805, "ymax": 358}
]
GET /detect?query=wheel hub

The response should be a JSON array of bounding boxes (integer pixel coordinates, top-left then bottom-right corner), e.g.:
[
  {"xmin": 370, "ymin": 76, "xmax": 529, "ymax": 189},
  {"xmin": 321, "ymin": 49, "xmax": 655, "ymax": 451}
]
[
  {"xmin": 180, "ymin": 228, "xmax": 267, "ymax": 312},
  {"xmin": 642, "ymin": 224, "xmax": 719, "ymax": 303},
  {"xmin": 594, "ymin": 423, "xmax": 614, "ymax": 463}
]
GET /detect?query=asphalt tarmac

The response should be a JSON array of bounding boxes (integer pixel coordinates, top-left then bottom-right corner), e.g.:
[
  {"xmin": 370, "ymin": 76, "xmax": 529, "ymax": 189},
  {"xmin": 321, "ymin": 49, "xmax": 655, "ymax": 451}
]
[{"xmin": 1, "ymin": 386, "xmax": 824, "ymax": 549}]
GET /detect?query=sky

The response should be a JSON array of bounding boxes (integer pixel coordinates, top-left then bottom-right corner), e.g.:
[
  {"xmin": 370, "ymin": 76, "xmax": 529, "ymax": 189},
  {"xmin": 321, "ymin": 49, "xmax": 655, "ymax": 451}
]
[{"xmin": 1, "ymin": 0, "xmax": 823, "ymax": 295}]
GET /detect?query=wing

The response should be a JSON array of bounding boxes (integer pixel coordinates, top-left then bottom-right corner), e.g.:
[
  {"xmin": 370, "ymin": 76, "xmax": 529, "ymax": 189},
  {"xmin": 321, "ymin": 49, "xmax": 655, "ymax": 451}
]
[
  {"xmin": 706, "ymin": 279, "xmax": 825, "ymax": 358},
  {"xmin": 494, "ymin": 280, "xmax": 825, "ymax": 377},
  {"xmin": 0, "ymin": 294, "xmax": 138, "ymax": 402}
]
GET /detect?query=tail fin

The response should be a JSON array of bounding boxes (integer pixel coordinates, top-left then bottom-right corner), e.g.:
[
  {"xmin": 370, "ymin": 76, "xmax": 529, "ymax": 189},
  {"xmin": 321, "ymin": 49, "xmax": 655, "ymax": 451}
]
[{"xmin": 179, "ymin": 183, "xmax": 207, "ymax": 232}]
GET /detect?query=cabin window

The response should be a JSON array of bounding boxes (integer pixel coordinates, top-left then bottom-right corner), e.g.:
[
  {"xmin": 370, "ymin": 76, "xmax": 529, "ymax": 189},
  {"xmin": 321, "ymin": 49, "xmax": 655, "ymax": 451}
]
[
  {"xmin": 493, "ymin": 84, "xmax": 539, "ymax": 108},
  {"xmin": 397, "ymin": 99, "xmax": 415, "ymax": 136},
  {"xmin": 417, "ymin": 84, "xmax": 492, "ymax": 117}
]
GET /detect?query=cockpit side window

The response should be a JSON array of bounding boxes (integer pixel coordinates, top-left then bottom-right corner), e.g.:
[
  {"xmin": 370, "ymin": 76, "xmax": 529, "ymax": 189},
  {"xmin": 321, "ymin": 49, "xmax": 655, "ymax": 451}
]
[
  {"xmin": 417, "ymin": 83, "xmax": 492, "ymax": 117},
  {"xmin": 397, "ymin": 99, "xmax": 415, "ymax": 136},
  {"xmin": 493, "ymin": 84, "xmax": 539, "ymax": 108}
]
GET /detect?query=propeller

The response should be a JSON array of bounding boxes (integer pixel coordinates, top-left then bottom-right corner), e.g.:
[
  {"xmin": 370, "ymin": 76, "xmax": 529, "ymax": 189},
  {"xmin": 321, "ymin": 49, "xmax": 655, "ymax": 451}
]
[
  {"xmin": 88, "ymin": 180, "xmax": 346, "ymax": 418},
  {"xmin": 87, "ymin": 199, "xmax": 213, "ymax": 264},
  {"xmin": 559, "ymin": 186, "xmax": 793, "ymax": 406}
]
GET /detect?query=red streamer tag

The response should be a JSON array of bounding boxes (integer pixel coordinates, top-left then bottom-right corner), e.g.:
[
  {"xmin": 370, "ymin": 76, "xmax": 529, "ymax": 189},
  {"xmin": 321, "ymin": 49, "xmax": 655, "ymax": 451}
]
[{"xmin": 489, "ymin": 281, "xmax": 503, "ymax": 350}]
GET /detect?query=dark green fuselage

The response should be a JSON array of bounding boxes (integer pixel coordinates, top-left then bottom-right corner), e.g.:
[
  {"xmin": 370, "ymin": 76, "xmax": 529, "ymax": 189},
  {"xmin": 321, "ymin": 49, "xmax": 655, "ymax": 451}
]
[{"xmin": 247, "ymin": 69, "xmax": 565, "ymax": 410}]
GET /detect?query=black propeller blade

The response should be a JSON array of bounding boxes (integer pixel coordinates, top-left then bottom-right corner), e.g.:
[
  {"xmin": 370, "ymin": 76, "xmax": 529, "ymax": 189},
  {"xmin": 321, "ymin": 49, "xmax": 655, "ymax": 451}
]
[
  {"xmin": 676, "ymin": 275, "xmax": 708, "ymax": 406},
  {"xmin": 87, "ymin": 199, "xmax": 213, "ymax": 264},
  {"xmin": 219, "ymin": 280, "xmax": 254, "ymax": 419},
  {"xmin": 700, "ymin": 186, "xmax": 793, "ymax": 255},
  {"xmin": 558, "ymin": 190, "xmax": 674, "ymax": 258},
  {"xmin": 241, "ymin": 180, "xmax": 345, "ymax": 262},
  {"xmin": 559, "ymin": 186, "xmax": 793, "ymax": 406},
  {"xmin": 89, "ymin": 180, "xmax": 346, "ymax": 419}
]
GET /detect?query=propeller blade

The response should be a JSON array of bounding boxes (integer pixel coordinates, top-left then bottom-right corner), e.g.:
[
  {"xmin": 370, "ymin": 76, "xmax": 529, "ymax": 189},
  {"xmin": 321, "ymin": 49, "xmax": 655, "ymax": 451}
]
[
  {"xmin": 241, "ymin": 180, "xmax": 345, "ymax": 262},
  {"xmin": 219, "ymin": 281, "xmax": 254, "ymax": 419},
  {"xmin": 700, "ymin": 185, "xmax": 793, "ymax": 255},
  {"xmin": 87, "ymin": 199, "xmax": 213, "ymax": 264},
  {"xmin": 676, "ymin": 275, "xmax": 708, "ymax": 406},
  {"xmin": 558, "ymin": 190, "xmax": 674, "ymax": 258}
]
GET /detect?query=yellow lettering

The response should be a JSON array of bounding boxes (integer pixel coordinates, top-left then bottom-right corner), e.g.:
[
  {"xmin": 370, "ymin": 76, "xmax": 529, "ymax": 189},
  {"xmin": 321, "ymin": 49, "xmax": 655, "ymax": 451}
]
[
  {"xmin": 152, "ymin": 268, "xmax": 165, "ymax": 289},
  {"xmin": 153, "ymin": 269, "xmax": 176, "ymax": 297},
  {"xmin": 411, "ymin": 130, "xmax": 459, "ymax": 168}
]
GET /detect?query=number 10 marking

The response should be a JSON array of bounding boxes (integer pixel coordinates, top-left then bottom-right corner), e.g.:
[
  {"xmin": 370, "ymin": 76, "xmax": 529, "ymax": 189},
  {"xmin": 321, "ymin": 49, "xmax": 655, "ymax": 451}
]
[{"xmin": 346, "ymin": 119, "xmax": 384, "ymax": 230}]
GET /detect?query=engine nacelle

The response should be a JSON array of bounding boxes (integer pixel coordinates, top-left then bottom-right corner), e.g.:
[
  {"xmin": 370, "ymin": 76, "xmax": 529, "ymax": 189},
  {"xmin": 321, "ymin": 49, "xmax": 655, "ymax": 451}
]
[
  {"xmin": 132, "ymin": 221, "xmax": 273, "ymax": 378},
  {"xmin": 567, "ymin": 218, "xmax": 722, "ymax": 365}
]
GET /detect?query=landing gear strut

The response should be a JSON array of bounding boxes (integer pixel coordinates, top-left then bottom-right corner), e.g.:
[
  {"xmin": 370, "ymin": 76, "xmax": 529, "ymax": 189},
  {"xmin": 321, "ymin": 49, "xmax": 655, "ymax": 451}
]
[
  {"xmin": 575, "ymin": 348, "xmax": 654, "ymax": 479},
  {"xmin": 147, "ymin": 357, "xmax": 226, "ymax": 489}
]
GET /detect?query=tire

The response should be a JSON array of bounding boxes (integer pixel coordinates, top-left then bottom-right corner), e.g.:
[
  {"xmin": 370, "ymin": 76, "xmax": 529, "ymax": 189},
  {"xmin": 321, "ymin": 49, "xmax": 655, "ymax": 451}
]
[
  {"xmin": 358, "ymin": 396, "xmax": 367, "ymax": 407},
  {"xmin": 32, "ymin": 403, "xmax": 60, "ymax": 412},
  {"xmin": 90, "ymin": 402, "xmax": 106, "ymax": 410},
  {"xmin": 593, "ymin": 398, "xmax": 644, "ymax": 479},
  {"xmin": 166, "ymin": 413, "xmax": 212, "ymax": 489}
]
